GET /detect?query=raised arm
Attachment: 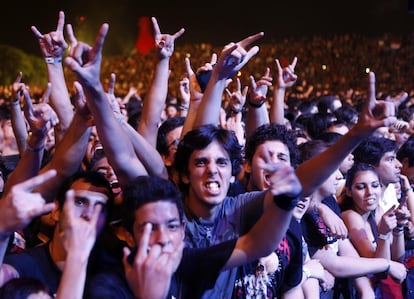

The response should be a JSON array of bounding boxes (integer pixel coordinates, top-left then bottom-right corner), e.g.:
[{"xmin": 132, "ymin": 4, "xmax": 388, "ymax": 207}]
[
  {"xmin": 4, "ymin": 85, "xmax": 58, "ymax": 195},
  {"xmin": 56, "ymin": 189, "xmax": 101, "ymax": 299},
  {"xmin": 64, "ymin": 23, "xmax": 147, "ymax": 187},
  {"xmin": 193, "ymin": 32, "xmax": 263, "ymax": 128},
  {"xmin": 106, "ymin": 73, "xmax": 168, "ymax": 179},
  {"xmin": 224, "ymin": 161, "xmax": 301, "ymax": 269},
  {"xmin": 9, "ymin": 72, "xmax": 28, "ymax": 154},
  {"xmin": 137, "ymin": 17, "xmax": 185, "ymax": 147},
  {"xmin": 0, "ymin": 170, "xmax": 56, "ymax": 286},
  {"xmin": 269, "ymin": 57, "xmax": 297, "ymax": 125},
  {"xmin": 31, "ymin": 11, "xmax": 74, "ymax": 142},
  {"xmin": 244, "ymin": 68, "xmax": 272, "ymax": 139},
  {"xmin": 296, "ymin": 72, "xmax": 397, "ymax": 197}
]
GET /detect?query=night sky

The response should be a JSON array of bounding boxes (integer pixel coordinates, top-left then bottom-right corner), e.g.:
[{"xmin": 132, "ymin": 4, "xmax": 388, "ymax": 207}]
[{"xmin": 2, "ymin": 0, "xmax": 414, "ymax": 56}]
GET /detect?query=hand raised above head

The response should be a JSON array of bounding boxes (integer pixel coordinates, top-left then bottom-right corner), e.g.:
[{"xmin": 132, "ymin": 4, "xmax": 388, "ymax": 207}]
[
  {"xmin": 31, "ymin": 11, "xmax": 68, "ymax": 59},
  {"xmin": 0, "ymin": 170, "xmax": 57, "ymax": 238},
  {"xmin": 354, "ymin": 72, "xmax": 397, "ymax": 136}
]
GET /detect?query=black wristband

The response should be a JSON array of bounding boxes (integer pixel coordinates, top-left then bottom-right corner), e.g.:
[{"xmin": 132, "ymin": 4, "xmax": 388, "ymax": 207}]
[
  {"xmin": 248, "ymin": 99, "xmax": 265, "ymax": 108},
  {"xmin": 273, "ymin": 193, "xmax": 301, "ymax": 211}
]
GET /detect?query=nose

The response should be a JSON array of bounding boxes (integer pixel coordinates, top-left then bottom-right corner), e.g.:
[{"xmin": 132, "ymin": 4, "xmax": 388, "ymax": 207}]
[
  {"xmin": 207, "ymin": 162, "xmax": 218, "ymax": 175},
  {"xmin": 153, "ymin": 227, "xmax": 170, "ymax": 248},
  {"xmin": 81, "ymin": 204, "xmax": 94, "ymax": 221},
  {"xmin": 396, "ymin": 159, "xmax": 402, "ymax": 169}
]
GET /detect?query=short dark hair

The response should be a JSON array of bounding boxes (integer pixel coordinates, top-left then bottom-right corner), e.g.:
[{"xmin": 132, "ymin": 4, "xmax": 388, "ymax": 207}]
[
  {"xmin": 353, "ymin": 137, "xmax": 398, "ymax": 166},
  {"xmin": 121, "ymin": 175, "xmax": 184, "ymax": 233},
  {"xmin": 0, "ymin": 278, "xmax": 50, "ymax": 298},
  {"xmin": 397, "ymin": 135, "xmax": 414, "ymax": 167},
  {"xmin": 56, "ymin": 171, "xmax": 114, "ymax": 214},
  {"xmin": 298, "ymin": 139, "xmax": 330, "ymax": 165},
  {"xmin": 245, "ymin": 123, "xmax": 299, "ymax": 167},
  {"xmin": 173, "ymin": 124, "xmax": 243, "ymax": 188}
]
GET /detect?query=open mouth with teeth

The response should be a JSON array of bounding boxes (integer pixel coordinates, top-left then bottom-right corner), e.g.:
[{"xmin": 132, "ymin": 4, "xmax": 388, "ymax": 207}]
[{"xmin": 205, "ymin": 181, "xmax": 220, "ymax": 192}]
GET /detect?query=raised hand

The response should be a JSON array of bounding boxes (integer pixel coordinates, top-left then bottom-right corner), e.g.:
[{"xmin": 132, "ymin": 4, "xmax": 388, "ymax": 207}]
[
  {"xmin": 275, "ymin": 57, "xmax": 298, "ymax": 89},
  {"xmin": 248, "ymin": 67, "xmax": 273, "ymax": 106},
  {"xmin": 122, "ymin": 223, "xmax": 183, "ymax": 299},
  {"xmin": 0, "ymin": 170, "xmax": 57, "ymax": 238},
  {"xmin": 152, "ymin": 17, "xmax": 185, "ymax": 59},
  {"xmin": 31, "ymin": 11, "xmax": 68, "ymax": 60},
  {"xmin": 59, "ymin": 189, "xmax": 102, "ymax": 261},
  {"xmin": 355, "ymin": 72, "xmax": 397, "ymax": 136},
  {"xmin": 215, "ymin": 32, "xmax": 264, "ymax": 79},
  {"xmin": 65, "ymin": 23, "xmax": 109, "ymax": 86},
  {"xmin": 21, "ymin": 84, "xmax": 59, "ymax": 142},
  {"xmin": 225, "ymin": 77, "xmax": 248, "ymax": 113}
]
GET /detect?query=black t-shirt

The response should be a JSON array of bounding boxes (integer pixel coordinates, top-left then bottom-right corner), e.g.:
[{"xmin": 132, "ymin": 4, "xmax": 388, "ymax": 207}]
[
  {"xmin": 3, "ymin": 243, "xmax": 61, "ymax": 296},
  {"xmin": 302, "ymin": 195, "xmax": 341, "ymax": 257},
  {"xmin": 85, "ymin": 239, "xmax": 238, "ymax": 299},
  {"xmin": 232, "ymin": 218, "xmax": 303, "ymax": 298}
]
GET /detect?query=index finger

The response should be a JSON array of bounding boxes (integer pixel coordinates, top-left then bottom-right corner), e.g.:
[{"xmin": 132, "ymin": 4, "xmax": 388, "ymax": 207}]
[
  {"xmin": 66, "ymin": 24, "xmax": 77, "ymax": 45},
  {"xmin": 237, "ymin": 32, "xmax": 264, "ymax": 48},
  {"xmin": 22, "ymin": 86, "xmax": 35, "ymax": 119},
  {"xmin": 172, "ymin": 28, "xmax": 185, "ymax": 40},
  {"xmin": 15, "ymin": 169, "xmax": 57, "ymax": 192},
  {"xmin": 184, "ymin": 57, "xmax": 194, "ymax": 76},
  {"xmin": 31, "ymin": 26, "xmax": 43, "ymax": 40},
  {"xmin": 151, "ymin": 17, "xmax": 161, "ymax": 37},
  {"xmin": 42, "ymin": 82, "xmax": 52, "ymax": 104},
  {"xmin": 14, "ymin": 72, "xmax": 22, "ymax": 84},
  {"xmin": 290, "ymin": 57, "xmax": 298, "ymax": 70},
  {"xmin": 210, "ymin": 53, "xmax": 217, "ymax": 65},
  {"xmin": 368, "ymin": 72, "xmax": 376, "ymax": 109},
  {"xmin": 56, "ymin": 11, "xmax": 65, "ymax": 33},
  {"xmin": 91, "ymin": 23, "xmax": 109, "ymax": 57}
]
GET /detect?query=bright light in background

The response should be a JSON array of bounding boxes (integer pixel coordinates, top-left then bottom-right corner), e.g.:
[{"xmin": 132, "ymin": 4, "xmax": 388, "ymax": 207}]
[
  {"xmin": 365, "ymin": 67, "xmax": 370, "ymax": 73},
  {"xmin": 322, "ymin": 64, "xmax": 327, "ymax": 71}
]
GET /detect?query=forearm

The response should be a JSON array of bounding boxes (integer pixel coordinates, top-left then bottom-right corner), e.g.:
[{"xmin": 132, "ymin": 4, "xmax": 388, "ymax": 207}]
[
  {"xmin": 245, "ymin": 104, "xmax": 269, "ymax": 139},
  {"xmin": 296, "ymin": 129, "xmax": 362, "ymax": 197},
  {"xmin": 56, "ymin": 253, "xmax": 88, "ymax": 299},
  {"xmin": 122, "ymin": 121, "xmax": 168, "ymax": 179},
  {"xmin": 193, "ymin": 72, "xmax": 227, "ymax": 128},
  {"xmin": 37, "ymin": 114, "xmax": 91, "ymax": 202},
  {"xmin": 84, "ymin": 85, "xmax": 147, "ymax": 185},
  {"xmin": 47, "ymin": 64, "xmax": 74, "ymax": 141},
  {"xmin": 138, "ymin": 58, "xmax": 169, "ymax": 146},
  {"xmin": 9, "ymin": 103, "xmax": 28, "ymax": 154},
  {"xmin": 270, "ymin": 87, "xmax": 286, "ymax": 125}
]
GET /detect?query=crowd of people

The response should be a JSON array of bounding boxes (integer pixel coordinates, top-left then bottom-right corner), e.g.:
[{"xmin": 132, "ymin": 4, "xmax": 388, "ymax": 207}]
[{"xmin": 0, "ymin": 9, "xmax": 413, "ymax": 299}]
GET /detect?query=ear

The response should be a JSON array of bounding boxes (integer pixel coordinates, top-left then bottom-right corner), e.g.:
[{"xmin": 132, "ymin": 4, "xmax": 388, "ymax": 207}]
[
  {"xmin": 402, "ymin": 157, "xmax": 410, "ymax": 169},
  {"xmin": 50, "ymin": 200, "xmax": 60, "ymax": 222},
  {"xmin": 181, "ymin": 173, "xmax": 190, "ymax": 184},
  {"xmin": 161, "ymin": 153, "xmax": 172, "ymax": 167},
  {"xmin": 244, "ymin": 160, "xmax": 252, "ymax": 174}
]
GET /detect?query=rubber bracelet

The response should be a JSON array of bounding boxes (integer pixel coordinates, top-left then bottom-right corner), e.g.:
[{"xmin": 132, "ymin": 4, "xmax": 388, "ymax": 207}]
[
  {"xmin": 378, "ymin": 233, "xmax": 390, "ymax": 241},
  {"xmin": 273, "ymin": 193, "xmax": 301, "ymax": 211},
  {"xmin": 45, "ymin": 57, "xmax": 62, "ymax": 64}
]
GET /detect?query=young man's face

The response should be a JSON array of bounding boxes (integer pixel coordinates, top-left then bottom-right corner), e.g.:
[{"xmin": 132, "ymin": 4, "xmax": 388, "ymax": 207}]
[
  {"xmin": 183, "ymin": 141, "xmax": 233, "ymax": 207},
  {"xmin": 133, "ymin": 201, "xmax": 184, "ymax": 253},
  {"xmin": 69, "ymin": 178, "xmax": 110, "ymax": 233},
  {"xmin": 375, "ymin": 151, "xmax": 402, "ymax": 186},
  {"xmin": 246, "ymin": 140, "xmax": 291, "ymax": 191}
]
